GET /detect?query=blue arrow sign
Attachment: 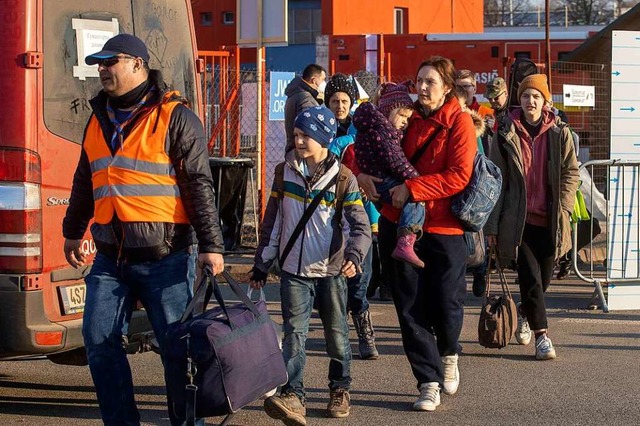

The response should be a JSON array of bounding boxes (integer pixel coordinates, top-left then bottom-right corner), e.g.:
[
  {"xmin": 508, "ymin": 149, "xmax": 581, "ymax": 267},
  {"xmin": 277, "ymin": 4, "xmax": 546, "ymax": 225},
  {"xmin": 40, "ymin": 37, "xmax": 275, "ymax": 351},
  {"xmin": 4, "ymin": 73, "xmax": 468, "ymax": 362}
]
[
  {"xmin": 610, "ymin": 284, "xmax": 616, "ymax": 289},
  {"xmin": 611, "ymin": 177, "xmax": 619, "ymax": 183},
  {"xmin": 618, "ymin": 213, "xmax": 633, "ymax": 218},
  {"xmin": 612, "ymin": 71, "xmax": 621, "ymax": 76},
  {"xmin": 620, "ymin": 107, "xmax": 636, "ymax": 112}
]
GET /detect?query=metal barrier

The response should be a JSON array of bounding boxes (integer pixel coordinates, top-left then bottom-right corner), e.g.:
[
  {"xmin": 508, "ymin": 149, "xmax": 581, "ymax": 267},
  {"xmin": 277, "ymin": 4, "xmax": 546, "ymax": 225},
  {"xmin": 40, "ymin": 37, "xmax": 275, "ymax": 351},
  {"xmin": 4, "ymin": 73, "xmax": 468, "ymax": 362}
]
[{"xmin": 572, "ymin": 159, "xmax": 640, "ymax": 312}]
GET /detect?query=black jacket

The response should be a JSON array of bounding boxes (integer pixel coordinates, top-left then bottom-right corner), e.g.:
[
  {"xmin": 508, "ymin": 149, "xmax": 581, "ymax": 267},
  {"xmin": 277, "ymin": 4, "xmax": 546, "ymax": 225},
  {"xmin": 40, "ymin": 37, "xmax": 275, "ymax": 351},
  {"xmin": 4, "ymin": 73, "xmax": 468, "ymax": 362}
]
[{"xmin": 63, "ymin": 70, "xmax": 224, "ymax": 259}]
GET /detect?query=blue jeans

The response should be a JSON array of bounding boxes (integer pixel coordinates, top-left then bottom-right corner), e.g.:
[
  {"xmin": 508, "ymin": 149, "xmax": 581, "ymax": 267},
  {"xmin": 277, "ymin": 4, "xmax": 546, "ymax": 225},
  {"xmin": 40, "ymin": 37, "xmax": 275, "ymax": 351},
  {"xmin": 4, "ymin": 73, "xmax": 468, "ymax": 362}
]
[
  {"xmin": 347, "ymin": 243, "xmax": 372, "ymax": 315},
  {"xmin": 467, "ymin": 235, "xmax": 489, "ymax": 276},
  {"xmin": 279, "ymin": 271, "xmax": 352, "ymax": 400},
  {"xmin": 82, "ymin": 248, "xmax": 202, "ymax": 426},
  {"xmin": 376, "ymin": 177, "xmax": 425, "ymax": 234}
]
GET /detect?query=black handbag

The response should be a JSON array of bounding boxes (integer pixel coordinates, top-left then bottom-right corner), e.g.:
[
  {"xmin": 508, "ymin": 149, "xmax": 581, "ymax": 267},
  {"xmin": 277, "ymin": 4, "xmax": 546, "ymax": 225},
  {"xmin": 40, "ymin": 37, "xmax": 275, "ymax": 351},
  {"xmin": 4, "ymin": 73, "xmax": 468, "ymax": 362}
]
[{"xmin": 164, "ymin": 269, "xmax": 287, "ymax": 425}]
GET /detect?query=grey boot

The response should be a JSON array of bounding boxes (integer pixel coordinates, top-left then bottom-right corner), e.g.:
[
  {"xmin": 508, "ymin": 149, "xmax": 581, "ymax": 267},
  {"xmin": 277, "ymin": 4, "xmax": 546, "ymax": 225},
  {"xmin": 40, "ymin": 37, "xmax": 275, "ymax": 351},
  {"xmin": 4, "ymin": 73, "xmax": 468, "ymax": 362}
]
[{"xmin": 351, "ymin": 310, "xmax": 379, "ymax": 360}]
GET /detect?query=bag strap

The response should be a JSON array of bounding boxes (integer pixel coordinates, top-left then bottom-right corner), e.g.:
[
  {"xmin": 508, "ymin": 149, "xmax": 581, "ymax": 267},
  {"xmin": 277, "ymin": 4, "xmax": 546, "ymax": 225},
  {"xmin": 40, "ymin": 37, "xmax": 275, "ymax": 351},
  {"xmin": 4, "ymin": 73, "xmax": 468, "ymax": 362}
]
[
  {"xmin": 278, "ymin": 171, "xmax": 338, "ymax": 266},
  {"xmin": 179, "ymin": 269, "xmax": 261, "ymax": 326},
  {"xmin": 409, "ymin": 125, "xmax": 443, "ymax": 164},
  {"xmin": 332, "ymin": 165, "xmax": 351, "ymax": 225},
  {"xmin": 485, "ymin": 245, "xmax": 513, "ymax": 301}
]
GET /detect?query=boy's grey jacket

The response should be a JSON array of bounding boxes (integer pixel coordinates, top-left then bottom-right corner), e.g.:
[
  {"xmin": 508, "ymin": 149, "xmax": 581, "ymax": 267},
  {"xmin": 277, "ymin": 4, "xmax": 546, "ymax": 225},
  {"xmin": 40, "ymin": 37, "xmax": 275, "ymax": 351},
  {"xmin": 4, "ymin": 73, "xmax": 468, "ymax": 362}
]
[{"xmin": 254, "ymin": 152, "xmax": 372, "ymax": 278}]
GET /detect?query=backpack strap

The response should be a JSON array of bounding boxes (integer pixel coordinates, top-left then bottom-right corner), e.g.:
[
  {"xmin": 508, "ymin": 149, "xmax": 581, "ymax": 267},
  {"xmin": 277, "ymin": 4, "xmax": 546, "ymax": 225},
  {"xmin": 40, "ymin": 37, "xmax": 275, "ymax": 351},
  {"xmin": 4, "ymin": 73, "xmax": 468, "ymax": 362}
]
[
  {"xmin": 333, "ymin": 164, "xmax": 352, "ymax": 224},
  {"xmin": 274, "ymin": 162, "xmax": 285, "ymax": 200},
  {"xmin": 409, "ymin": 125, "xmax": 444, "ymax": 164}
]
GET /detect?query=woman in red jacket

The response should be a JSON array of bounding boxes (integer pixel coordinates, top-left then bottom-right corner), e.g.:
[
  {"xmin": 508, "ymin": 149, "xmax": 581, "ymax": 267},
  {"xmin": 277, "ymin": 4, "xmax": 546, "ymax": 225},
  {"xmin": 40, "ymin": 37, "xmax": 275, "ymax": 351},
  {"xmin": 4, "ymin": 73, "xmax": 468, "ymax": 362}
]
[{"xmin": 359, "ymin": 56, "xmax": 476, "ymax": 412}]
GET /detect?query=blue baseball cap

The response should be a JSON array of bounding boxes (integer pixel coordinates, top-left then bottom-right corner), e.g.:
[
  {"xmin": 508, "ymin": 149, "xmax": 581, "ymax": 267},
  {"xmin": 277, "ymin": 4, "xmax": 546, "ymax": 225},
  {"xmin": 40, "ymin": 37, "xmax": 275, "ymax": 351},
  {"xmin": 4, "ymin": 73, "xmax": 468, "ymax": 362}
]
[{"xmin": 85, "ymin": 33, "xmax": 150, "ymax": 65}]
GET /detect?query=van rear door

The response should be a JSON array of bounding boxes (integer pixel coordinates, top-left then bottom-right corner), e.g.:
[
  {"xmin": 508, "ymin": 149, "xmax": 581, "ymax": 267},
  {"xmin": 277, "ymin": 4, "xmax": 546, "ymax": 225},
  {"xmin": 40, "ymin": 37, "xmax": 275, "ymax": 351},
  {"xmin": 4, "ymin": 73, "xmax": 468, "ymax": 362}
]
[{"xmin": 0, "ymin": 0, "xmax": 201, "ymax": 360}]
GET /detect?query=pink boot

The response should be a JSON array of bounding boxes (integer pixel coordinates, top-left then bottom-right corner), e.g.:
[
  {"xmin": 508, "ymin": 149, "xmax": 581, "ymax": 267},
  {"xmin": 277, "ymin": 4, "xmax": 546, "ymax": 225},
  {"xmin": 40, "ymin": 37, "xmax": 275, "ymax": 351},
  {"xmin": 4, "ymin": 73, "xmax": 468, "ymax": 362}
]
[{"xmin": 391, "ymin": 234, "xmax": 425, "ymax": 268}]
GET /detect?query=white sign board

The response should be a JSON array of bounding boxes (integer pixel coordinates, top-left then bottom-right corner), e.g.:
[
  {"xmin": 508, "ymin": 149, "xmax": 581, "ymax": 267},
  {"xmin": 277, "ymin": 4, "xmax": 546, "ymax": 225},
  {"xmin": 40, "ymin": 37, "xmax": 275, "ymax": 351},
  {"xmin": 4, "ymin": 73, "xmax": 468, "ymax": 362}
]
[
  {"xmin": 563, "ymin": 84, "xmax": 595, "ymax": 107},
  {"xmin": 237, "ymin": 0, "xmax": 288, "ymax": 47},
  {"xmin": 72, "ymin": 18, "xmax": 119, "ymax": 81},
  {"xmin": 607, "ymin": 30, "xmax": 640, "ymax": 310}
]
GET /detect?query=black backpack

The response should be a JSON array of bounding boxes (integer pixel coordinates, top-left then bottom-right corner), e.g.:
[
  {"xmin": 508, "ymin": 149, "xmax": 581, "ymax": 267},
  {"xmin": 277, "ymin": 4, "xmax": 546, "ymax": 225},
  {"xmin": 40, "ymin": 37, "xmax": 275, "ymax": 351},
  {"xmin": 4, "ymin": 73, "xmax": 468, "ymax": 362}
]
[{"xmin": 507, "ymin": 58, "xmax": 539, "ymax": 108}]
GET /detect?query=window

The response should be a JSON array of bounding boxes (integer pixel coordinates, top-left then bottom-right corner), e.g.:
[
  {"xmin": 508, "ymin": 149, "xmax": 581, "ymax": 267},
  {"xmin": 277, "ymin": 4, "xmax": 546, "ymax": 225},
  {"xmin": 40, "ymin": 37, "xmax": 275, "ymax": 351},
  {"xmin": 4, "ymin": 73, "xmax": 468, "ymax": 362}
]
[
  {"xmin": 288, "ymin": 8, "xmax": 321, "ymax": 45},
  {"xmin": 42, "ymin": 0, "xmax": 198, "ymax": 144},
  {"xmin": 491, "ymin": 46, "xmax": 499, "ymax": 58},
  {"xmin": 394, "ymin": 8, "xmax": 407, "ymax": 34},
  {"xmin": 557, "ymin": 51, "xmax": 571, "ymax": 61},
  {"xmin": 222, "ymin": 11, "xmax": 234, "ymax": 25},
  {"xmin": 514, "ymin": 51, "xmax": 531, "ymax": 60},
  {"xmin": 201, "ymin": 12, "xmax": 212, "ymax": 26}
]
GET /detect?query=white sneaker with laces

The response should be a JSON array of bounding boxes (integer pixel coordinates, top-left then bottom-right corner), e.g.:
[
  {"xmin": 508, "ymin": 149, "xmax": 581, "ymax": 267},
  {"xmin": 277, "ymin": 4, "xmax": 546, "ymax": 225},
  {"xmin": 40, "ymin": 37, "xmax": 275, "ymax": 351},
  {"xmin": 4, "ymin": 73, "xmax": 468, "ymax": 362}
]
[
  {"xmin": 515, "ymin": 302, "xmax": 532, "ymax": 345},
  {"xmin": 413, "ymin": 382, "xmax": 440, "ymax": 412},
  {"xmin": 535, "ymin": 334, "xmax": 557, "ymax": 360},
  {"xmin": 441, "ymin": 354, "xmax": 459, "ymax": 395}
]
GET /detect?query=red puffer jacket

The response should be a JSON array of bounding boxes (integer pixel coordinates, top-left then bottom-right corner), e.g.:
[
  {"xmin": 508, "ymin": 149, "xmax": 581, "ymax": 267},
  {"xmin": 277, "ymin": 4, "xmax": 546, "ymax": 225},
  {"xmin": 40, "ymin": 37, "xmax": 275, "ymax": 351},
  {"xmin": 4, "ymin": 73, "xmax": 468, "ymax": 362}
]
[{"xmin": 381, "ymin": 97, "xmax": 477, "ymax": 235}]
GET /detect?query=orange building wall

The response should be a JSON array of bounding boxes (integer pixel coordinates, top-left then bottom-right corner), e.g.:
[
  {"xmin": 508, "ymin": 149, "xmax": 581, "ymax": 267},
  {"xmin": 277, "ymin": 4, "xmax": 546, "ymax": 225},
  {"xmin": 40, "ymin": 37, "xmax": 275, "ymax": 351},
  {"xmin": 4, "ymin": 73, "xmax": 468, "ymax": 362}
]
[
  {"xmin": 192, "ymin": 0, "xmax": 236, "ymax": 50},
  {"xmin": 192, "ymin": 0, "xmax": 256, "ymax": 62},
  {"xmin": 322, "ymin": 0, "xmax": 483, "ymax": 36}
]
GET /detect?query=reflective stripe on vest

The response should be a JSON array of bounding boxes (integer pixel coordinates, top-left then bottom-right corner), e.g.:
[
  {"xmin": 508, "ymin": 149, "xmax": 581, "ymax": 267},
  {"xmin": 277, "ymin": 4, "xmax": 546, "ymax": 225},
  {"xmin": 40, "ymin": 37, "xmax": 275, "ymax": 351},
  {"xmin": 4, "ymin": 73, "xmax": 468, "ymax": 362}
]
[{"xmin": 83, "ymin": 93, "xmax": 190, "ymax": 225}]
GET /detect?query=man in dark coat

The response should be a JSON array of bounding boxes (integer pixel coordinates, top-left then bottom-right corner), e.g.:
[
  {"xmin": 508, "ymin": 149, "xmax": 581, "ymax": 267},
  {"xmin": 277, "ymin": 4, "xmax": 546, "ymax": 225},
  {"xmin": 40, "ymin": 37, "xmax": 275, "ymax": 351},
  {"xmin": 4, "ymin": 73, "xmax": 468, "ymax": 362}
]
[{"xmin": 284, "ymin": 64, "xmax": 326, "ymax": 153}]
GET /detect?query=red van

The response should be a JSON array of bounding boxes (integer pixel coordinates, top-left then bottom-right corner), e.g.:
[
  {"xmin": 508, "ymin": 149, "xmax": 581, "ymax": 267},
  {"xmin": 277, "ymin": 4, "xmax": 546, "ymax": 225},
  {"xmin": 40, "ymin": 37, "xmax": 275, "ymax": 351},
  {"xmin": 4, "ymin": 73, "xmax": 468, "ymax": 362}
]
[{"xmin": 0, "ymin": 0, "xmax": 202, "ymax": 364}]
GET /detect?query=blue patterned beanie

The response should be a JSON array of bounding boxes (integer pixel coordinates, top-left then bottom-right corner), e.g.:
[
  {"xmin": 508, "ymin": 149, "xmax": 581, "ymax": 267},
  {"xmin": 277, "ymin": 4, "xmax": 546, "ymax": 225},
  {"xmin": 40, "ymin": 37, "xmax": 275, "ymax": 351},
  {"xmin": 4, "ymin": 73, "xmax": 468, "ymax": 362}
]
[{"xmin": 293, "ymin": 105, "xmax": 337, "ymax": 147}]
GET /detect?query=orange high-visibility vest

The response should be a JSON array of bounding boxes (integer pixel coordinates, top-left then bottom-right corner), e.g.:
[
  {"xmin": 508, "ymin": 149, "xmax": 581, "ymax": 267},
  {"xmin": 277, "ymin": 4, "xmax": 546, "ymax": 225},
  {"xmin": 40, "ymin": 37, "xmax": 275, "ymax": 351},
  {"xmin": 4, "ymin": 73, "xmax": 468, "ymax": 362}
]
[{"xmin": 83, "ymin": 93, "xmax": 190, "ymax": 225}]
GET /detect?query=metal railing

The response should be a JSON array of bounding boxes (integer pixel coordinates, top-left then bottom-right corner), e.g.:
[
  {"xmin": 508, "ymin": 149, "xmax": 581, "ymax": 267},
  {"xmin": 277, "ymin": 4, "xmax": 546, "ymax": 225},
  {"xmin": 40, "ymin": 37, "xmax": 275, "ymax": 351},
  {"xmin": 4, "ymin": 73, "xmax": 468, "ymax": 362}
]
[{"xmin": 572, "ymin": 159, "xmax": 640, "ymax": 312}]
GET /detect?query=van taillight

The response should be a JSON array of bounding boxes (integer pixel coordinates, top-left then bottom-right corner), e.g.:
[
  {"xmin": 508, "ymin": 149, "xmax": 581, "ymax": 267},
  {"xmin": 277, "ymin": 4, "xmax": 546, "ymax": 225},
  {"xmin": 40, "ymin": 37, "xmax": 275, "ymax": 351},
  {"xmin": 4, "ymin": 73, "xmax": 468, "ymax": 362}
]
[{"xmin": 0, "ymin": 148, "xmax": 43, "ymax": 274}]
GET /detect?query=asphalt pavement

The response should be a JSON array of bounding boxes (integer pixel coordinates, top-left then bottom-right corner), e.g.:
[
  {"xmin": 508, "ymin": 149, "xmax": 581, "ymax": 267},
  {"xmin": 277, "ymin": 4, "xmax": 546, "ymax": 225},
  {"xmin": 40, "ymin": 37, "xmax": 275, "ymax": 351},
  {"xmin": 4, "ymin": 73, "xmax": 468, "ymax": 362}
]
[{"xmin": 0, "ymin": 269, "xmax": 638, "ymax": 425}]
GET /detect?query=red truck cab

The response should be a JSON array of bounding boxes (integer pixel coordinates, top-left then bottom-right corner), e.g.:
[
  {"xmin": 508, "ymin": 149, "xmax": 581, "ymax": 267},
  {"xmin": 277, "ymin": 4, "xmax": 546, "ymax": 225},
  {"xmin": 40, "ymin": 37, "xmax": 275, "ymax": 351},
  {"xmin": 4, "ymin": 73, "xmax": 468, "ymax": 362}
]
[{"xmin": 0, "ymin": 0, "xmax": 202, "ymax": 363}]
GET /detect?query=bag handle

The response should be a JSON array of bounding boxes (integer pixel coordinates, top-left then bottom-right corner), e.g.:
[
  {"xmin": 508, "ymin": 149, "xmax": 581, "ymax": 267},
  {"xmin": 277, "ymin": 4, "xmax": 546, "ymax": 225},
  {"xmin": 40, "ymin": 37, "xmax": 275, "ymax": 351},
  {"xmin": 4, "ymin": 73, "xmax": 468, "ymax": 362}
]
[
  {"xmin": 484, "ymin": 245, "xmax": 513, "ymax": 302},
  {"xmin": 179, "ymin": 268, "xmax": 261, "ymax": 328},
  {"xmin": 279, "ymin": 171, "xmax": 338, "ymax": 266}
]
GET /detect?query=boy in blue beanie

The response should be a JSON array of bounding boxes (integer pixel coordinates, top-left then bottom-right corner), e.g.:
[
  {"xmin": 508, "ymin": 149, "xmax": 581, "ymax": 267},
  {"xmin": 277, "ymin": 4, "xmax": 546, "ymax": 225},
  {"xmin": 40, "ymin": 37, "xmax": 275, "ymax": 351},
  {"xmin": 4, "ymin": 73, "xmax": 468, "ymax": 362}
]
[{"xmin": 250, "ymin": 106, "xmax": 372, "ymax": 425}]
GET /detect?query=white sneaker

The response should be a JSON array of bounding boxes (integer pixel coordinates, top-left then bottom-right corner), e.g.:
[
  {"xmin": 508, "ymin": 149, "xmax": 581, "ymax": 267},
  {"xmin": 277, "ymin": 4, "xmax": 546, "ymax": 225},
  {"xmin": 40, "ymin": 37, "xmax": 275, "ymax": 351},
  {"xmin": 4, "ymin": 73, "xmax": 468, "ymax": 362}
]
[
  {"xmin": 441, "ymin": 354, "xmax": 459, "ymax": 395},
  {"xmin": 535, "ymin": 334, "xmax": 557, "ymax": 360},
  {"xmin": 515, "ymin": 303, "xmax": 532, "ymax": 345},
  {"xmin": 413, "ymin": 382, "xmax": 440, "ymax": 411}
]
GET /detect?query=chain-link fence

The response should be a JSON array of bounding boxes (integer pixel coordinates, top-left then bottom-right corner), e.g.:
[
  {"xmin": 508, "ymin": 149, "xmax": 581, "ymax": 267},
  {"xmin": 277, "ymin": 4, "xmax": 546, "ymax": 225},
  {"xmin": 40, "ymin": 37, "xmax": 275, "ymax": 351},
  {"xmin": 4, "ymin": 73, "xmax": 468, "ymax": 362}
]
[{"xmin": 201, "ymin": 54, "xmax": 610, "ymax": 246}]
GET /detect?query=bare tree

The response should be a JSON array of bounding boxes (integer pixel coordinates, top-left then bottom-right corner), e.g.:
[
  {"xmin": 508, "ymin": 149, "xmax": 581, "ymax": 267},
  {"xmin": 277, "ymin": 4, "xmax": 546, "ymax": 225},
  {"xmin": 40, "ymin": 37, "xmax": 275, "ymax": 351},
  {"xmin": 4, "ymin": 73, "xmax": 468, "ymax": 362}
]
[
  {"xmin": 550, "ymin": 0, "xmax": 613, "ymax": 25},
  {"xmin": 485, "ymin": 0, "xmax": 533, "ymax": 26}
]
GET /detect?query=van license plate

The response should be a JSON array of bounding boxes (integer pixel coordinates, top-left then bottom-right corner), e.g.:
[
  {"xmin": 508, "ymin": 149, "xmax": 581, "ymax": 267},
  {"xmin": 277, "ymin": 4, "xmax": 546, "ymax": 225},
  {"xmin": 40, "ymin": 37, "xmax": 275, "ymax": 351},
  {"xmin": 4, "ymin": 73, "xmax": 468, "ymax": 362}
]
[{"xmin": 60, "ymin": 284, "xmax": 87, "ymax": 314}]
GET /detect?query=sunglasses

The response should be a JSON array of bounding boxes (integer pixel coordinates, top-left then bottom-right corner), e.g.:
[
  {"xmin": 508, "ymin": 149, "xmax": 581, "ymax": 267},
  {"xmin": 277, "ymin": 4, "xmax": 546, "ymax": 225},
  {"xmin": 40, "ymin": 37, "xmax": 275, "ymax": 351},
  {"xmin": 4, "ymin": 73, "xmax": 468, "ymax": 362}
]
[
  {"xmin": 487, "ymin": 92, "xmax": 506, "ymax": 101},
  {"xmin": 97, "ymin": 55, "xmax": 136, "ymax": 68}
]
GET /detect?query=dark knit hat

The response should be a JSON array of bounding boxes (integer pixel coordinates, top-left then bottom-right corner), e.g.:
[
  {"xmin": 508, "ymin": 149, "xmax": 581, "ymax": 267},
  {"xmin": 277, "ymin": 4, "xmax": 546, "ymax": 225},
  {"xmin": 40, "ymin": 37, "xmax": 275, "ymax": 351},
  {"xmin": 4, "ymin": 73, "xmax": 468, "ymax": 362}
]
[
  {"xmin": 294, "ymin": 105, "xmax": 337, "ymax": 147},
  {"xmin": 324, "ymin": 73, "xmax": 358, "ymax": 108},
  {"xmin": 378, "ymin": 82, "xmax": 414, "ymax": 118},
  {"xmin": 517, "ymin": 74, "xmax": 552, "ymax": 103}
]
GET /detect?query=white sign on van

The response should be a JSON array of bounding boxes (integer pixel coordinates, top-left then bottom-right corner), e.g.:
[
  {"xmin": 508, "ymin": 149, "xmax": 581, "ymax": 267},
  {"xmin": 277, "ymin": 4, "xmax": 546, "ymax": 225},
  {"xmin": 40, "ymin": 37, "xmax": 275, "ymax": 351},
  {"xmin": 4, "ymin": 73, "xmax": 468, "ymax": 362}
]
[
  {"xmin": 563, "ymin": 84, "xmax": 595, "ymax": 107},
  {"xmin": 72, "ymin": 18, "xmax": 119, "ymax": 81}
]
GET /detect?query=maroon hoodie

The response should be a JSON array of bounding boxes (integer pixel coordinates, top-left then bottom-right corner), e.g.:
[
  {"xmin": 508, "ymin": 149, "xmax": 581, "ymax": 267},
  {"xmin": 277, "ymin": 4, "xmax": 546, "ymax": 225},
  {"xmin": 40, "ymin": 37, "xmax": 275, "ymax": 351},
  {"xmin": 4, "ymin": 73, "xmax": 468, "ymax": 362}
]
[{"xmin": 508, "ymin": 107, "xmax": 557, "ymax": 227}]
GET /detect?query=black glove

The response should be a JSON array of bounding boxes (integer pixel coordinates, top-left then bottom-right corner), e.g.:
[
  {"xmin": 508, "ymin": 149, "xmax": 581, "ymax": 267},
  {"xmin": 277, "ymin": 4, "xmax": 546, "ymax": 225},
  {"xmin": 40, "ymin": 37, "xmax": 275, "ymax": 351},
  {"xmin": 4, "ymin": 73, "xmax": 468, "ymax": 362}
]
[{"xmin": 249, "ymin": 267, "xmax": 268, "ymax": 283}]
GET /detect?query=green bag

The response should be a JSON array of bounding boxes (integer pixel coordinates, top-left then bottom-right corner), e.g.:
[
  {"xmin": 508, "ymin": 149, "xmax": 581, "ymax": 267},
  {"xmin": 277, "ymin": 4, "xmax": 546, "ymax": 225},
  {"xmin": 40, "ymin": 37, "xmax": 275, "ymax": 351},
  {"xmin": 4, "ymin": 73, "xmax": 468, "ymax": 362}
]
[{"xmin": 571, "ymin": 189, "xmax": 590, "ymax": 224}]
